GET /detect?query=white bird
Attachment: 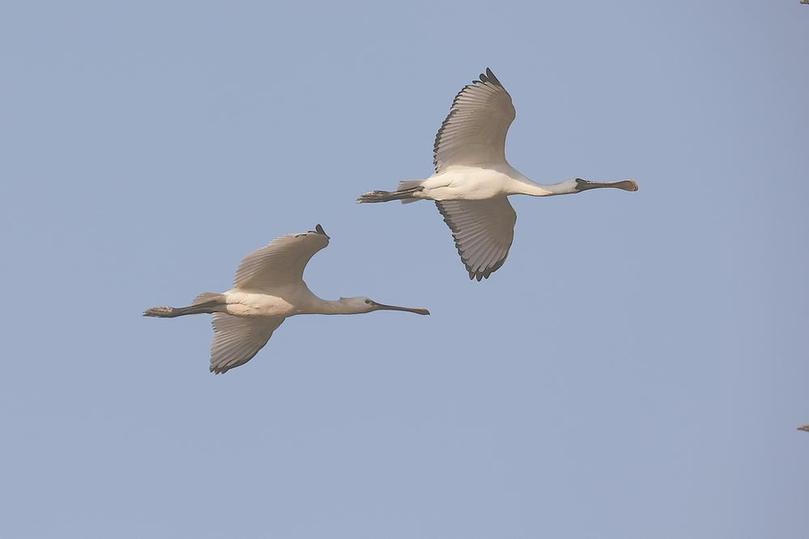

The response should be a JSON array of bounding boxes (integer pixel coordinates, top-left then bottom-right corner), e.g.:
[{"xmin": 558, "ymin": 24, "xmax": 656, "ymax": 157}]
[
  {"xmin": 358, "ymin": 68, "xmax": 639, "ymax": 280},
  {"xmin": 144, "ymin": 225, "xmax": 429, "ymax": 374}
]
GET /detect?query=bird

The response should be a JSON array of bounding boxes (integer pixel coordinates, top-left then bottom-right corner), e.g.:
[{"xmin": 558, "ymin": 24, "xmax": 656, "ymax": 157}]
[
  {"xmin": 799, "ymin": 425, "xmax": 809, "ymax": 432},
  {"xmin": 144, "ymin": 224, "xmax": 429, "ymax": 374},
  {"xmin": 358, "ymin": 68, "xmax": 639, "ymax": 281}
]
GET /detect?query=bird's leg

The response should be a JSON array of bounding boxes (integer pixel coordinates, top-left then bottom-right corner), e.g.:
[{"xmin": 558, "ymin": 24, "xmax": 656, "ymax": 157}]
[
  {"xmin": 357, "ymin": 185, "xmax": 424, "ymax": 203},
  {"xmin": 144, "ymin": 296, "xmax": 226, "ymax": 318}
]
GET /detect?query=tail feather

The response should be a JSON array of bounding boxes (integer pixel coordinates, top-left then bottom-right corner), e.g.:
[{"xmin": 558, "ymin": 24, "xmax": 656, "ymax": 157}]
[
  {"xmin": 397, "ymin": 180, "xmax": 424, "ymax": 204},
  {"xmin": 193, "ymin": 292, "xmax": 225, "ymax": 305}
]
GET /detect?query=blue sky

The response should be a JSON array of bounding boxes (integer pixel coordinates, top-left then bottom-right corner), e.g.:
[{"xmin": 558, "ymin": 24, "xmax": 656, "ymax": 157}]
[{"xmin": 1, "ymin": 1, "xmax": 808, "ymax": 537}]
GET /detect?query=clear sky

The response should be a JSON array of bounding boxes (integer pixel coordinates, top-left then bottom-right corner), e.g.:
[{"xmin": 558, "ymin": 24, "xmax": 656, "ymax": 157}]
[{"xmin": 2, "ymin": 1, "xmax": 808, "ymax": 537}]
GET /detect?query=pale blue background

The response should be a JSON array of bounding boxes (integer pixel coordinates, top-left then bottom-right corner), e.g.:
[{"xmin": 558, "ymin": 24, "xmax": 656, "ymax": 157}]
[{"xmin": 1, "ymin": 1, "xmax": 808, "ymax": 537}]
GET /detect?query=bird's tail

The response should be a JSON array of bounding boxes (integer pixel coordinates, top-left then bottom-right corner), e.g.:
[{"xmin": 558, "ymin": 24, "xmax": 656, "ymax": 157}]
[
  {"xmin": 357, "ymin": 180, "xmax": 424, "ymax": 204},
  {"xmin": 143, "ymin": 292, "xmax": 226, "ymax": 318}
]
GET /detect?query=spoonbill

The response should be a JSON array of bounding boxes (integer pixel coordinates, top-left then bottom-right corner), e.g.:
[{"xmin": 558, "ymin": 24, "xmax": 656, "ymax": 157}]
[
  {"xmin": 358, "ymin": 68, "xmax": 638, "ymax": 280},
  {"xmin": 144, "ymin": 225, "xmax": 429, "ymax": 374}
]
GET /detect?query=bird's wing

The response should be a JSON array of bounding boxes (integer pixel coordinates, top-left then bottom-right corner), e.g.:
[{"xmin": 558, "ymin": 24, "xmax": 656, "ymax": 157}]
[
  {"xmin": 433, "ymin": 68, "xmax": 516, "ymax": 173},
  {"xmin": 436, "ymin": 197, "xmax": 517, "ymax": 281},
  {"xmin": 233, "ymin": 225, "xmax": 330, "ymax": 291},
  {"xmin": 209, "ymin": 314, "xmax": 284, "ymax": 374}
]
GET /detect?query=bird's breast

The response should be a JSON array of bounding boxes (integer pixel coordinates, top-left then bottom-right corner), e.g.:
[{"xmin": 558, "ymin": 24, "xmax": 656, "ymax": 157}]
[
  {"xmin": 224, "ymin": 291, "xmax": 296, "ymax": 317},
  {"xmin": 429, "ymin": 167, "xmax": 512, "ymax": 200}
]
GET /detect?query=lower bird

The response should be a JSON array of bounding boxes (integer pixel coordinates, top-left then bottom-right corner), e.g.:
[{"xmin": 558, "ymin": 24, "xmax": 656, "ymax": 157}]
[
  {"xmin": 144, "ymin": 225, "xmax": 429, "ymax": 374},
  {"xmin": 358, "ymin": 68, "xmax": 638, "ymax": 280}
]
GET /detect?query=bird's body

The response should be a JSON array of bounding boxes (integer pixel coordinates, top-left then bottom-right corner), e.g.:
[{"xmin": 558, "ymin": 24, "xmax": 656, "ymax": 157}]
[
  {"xmin": 144, "ymin": 225, "xmax": 429, "ymax": 374},
  {"xmin": 409, "ymin": 165, "xmax": 527, "ymax": 201},
  {"xmin": 405, "ymin": 165, "xmax": 597, "ymax": 201},
  {"xmin": 218, "ymin": 290, "xmax": 298, "ymax": 317},
  {"xmin": 358, "ymin": 68, "xmax": 638, "ymax": 280}
]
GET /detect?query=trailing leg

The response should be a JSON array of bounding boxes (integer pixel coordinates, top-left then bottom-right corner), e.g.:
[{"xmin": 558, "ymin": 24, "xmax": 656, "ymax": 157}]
[
  {"xmin": 143, "ymin": 293, "xmax": 226, "ymax": 318},
  {"xmin": 357, "ymin": 182, "xmax": 424, "ymax": 204}
]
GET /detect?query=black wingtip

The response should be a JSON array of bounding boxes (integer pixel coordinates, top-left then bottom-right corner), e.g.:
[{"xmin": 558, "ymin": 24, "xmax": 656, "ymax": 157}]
[
  {"xmin": 314, "ymin": 224, "xmax": 329, "ymax": 238},
  {"xmin": 483, "ymin": 67, "xmax": 501, "ymax": 87}
]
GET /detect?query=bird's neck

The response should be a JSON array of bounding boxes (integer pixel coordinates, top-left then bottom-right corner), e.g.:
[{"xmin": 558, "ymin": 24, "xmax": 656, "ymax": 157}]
[
  {"xmin": 309, "ymin": 298, "xmax": 362, "ymax": 315},
  {"xmin": 508, "ymin": 177, "xmax": 578, "ymax": 197}
]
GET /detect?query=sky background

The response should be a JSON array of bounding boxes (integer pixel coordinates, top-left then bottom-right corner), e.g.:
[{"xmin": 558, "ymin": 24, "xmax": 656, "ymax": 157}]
[{"xmin": 1, "ymin": 1, "xmax": 808, "ymax": 537}]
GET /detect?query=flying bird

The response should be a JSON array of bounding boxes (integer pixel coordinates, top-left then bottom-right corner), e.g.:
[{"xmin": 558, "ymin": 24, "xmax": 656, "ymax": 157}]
[
  {"xmin": 799, "ymin": 425, "xmax": 809, "ymax": 432},
  {"xmin": 144, "ymin": 225, "xmax": 429, "ymax": 374},
  {"xmin": 358, "ymin": 68, "xmax": 638, "ymax": 280}
]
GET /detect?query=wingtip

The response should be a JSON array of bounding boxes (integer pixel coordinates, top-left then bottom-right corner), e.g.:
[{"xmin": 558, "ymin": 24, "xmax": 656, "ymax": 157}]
[
  {"xmin": 314, "ymin": 224, "xmax": 330, "ymax": 238},
  {"xmin": 466, "ymin": 268, "xmax": 494, "ymax": 282},
  {"xmin": 482, "ymin": 67, "xmax": 501, "ymax": 86}
]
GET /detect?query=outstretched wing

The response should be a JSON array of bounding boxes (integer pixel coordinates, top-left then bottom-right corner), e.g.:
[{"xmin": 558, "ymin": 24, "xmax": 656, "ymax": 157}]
[
  {"xmin": 233, "ymin": 224, "xmax": 330, "ymax": 291},
  {"xmin": 436, "ymin": 197, "xmax": 517, "ymax": 281},
  {"xmin": 433, "ymin": 68, "xmax": 516, "ymax": 173},
  {"xmin": 209, "ymin": 314, "xmax": 284, "ymax": 374}
]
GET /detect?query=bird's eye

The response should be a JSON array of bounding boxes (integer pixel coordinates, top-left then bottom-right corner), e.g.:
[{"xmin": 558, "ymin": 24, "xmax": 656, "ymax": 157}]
[{"xmin": 365, "ymin": 299, "xmax": 372, "ymax": 305}]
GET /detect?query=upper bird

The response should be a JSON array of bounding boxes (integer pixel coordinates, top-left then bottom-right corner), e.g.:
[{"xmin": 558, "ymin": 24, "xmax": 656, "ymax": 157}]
[
  {"xmin": 358, "ymin": 68, "xmax": 638, "ymax": 280},
  {"xmin": 144, "ymin": 225, "xmax": 429, "ymax": 374}
]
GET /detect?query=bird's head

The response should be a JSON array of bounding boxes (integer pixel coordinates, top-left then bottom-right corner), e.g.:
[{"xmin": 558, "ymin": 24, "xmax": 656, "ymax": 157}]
[
  {"xmin": 574, "ymin": 177, "xmax": 639, "ymax": 193},
  {"xmin": 339, "ymin": 297, "xmax": 430, "ymax": 315}
]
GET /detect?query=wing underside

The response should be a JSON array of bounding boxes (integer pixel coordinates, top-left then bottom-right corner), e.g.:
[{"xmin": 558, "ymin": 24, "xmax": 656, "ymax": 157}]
[
  {"xmin": 233, "ymin": 225, "xmax": 330, "ymax": 291},
  {"xmin": 435, "ymin": 197, "xmax": 517, "ymax": 281},
  {"xmin": 432, "ymin": 68, "xmax": 516, "ymax": 173},
  {"xmin": 209, "ymin": 313, "xmax": 284, "ymax": 374}
]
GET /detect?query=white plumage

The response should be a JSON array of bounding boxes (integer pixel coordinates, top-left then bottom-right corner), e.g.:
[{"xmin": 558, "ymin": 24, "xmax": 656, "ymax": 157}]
[{"xmin": 359, "ymin": 68, "xmax": 638, "ymax": 280}]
